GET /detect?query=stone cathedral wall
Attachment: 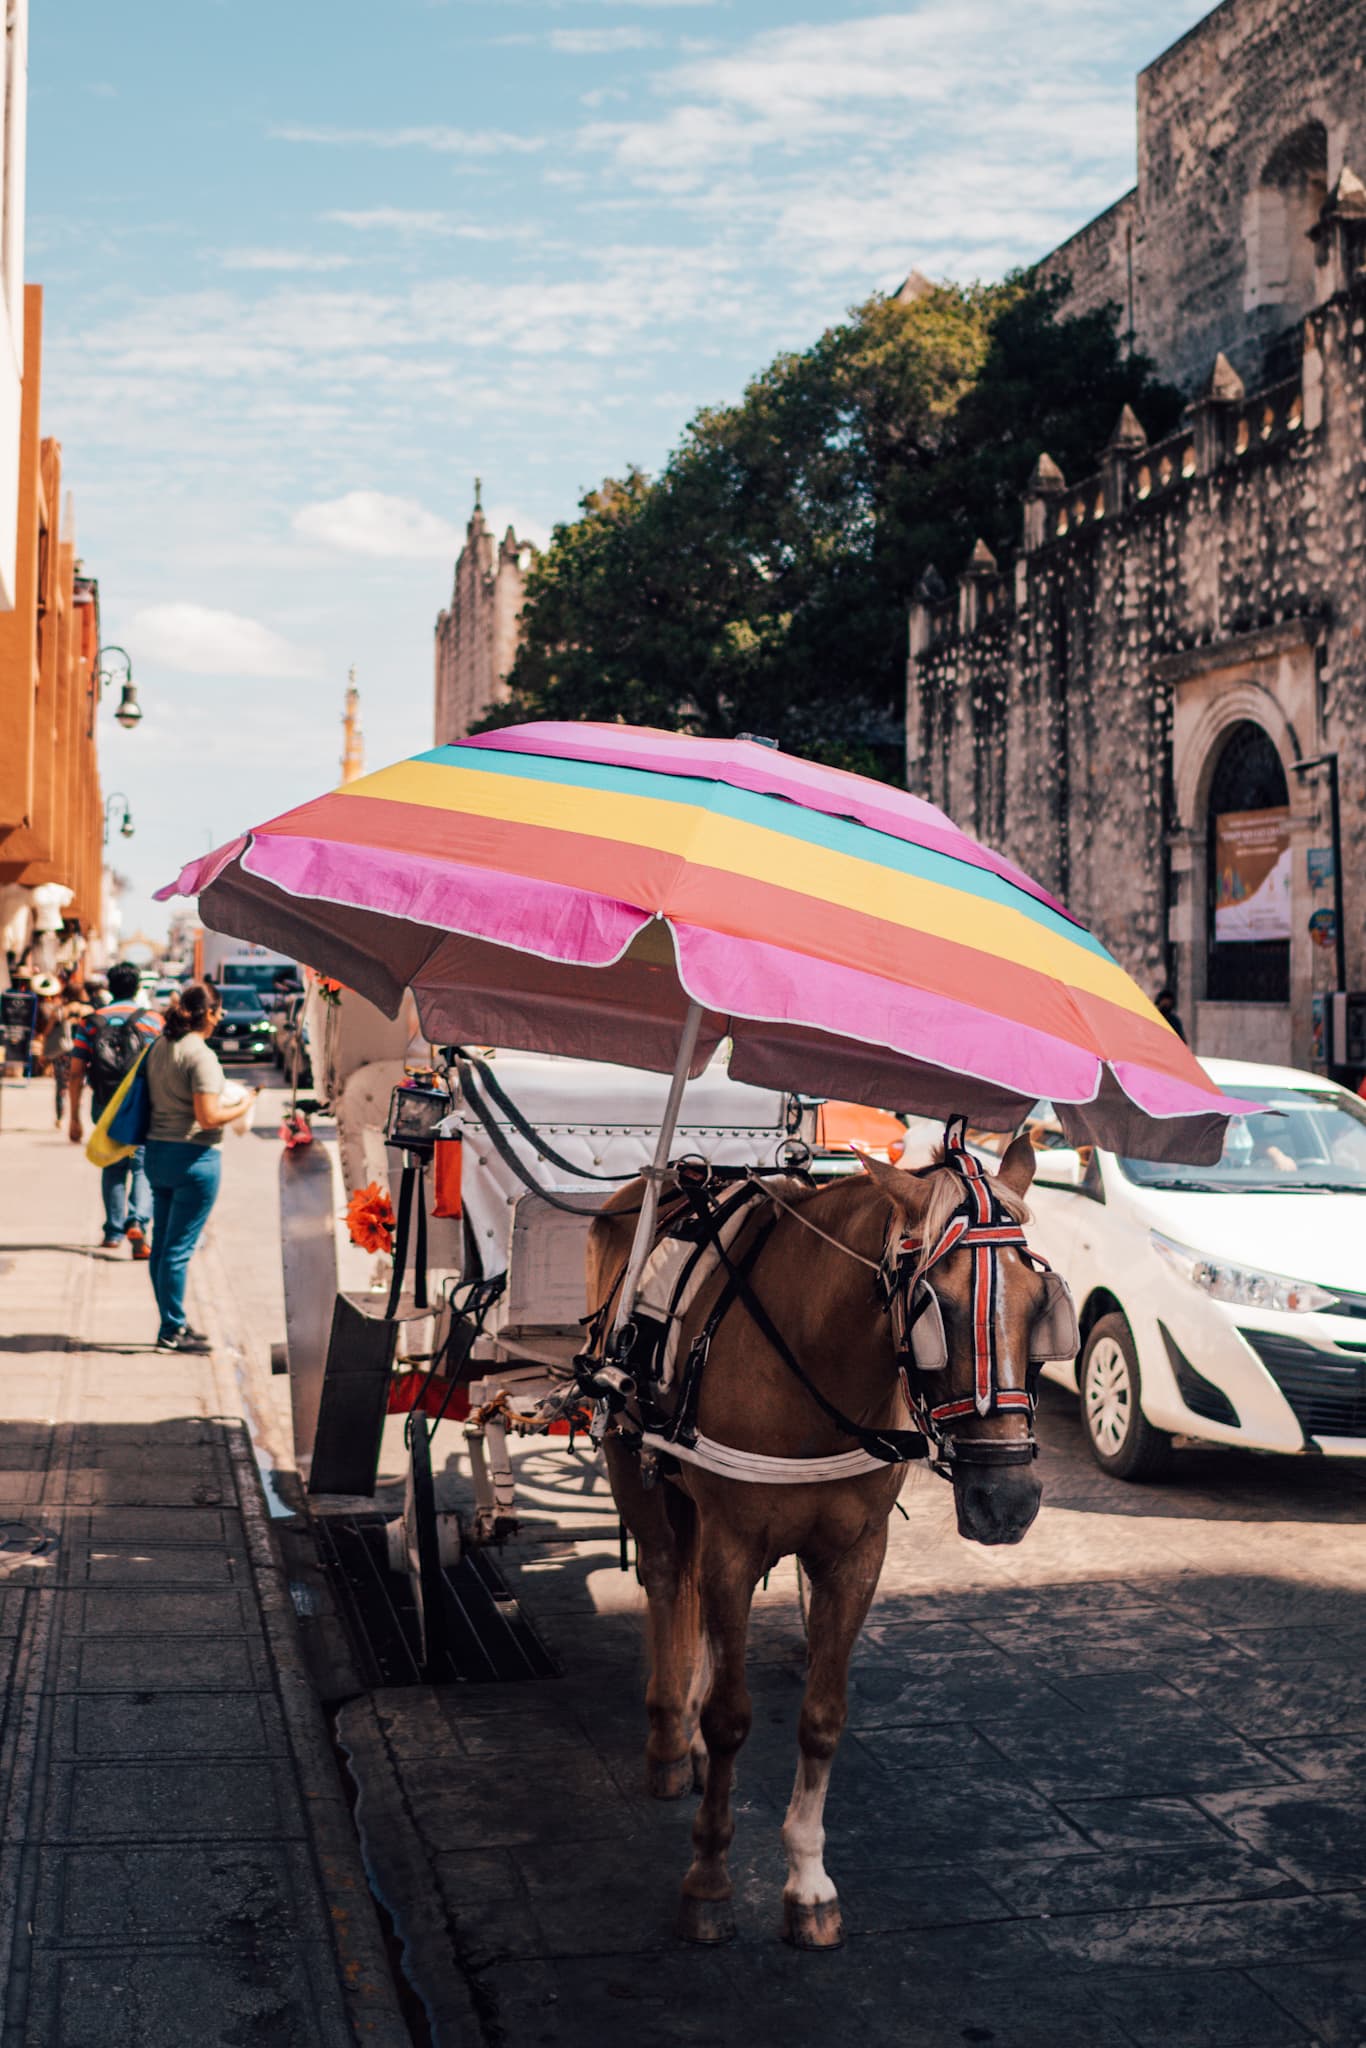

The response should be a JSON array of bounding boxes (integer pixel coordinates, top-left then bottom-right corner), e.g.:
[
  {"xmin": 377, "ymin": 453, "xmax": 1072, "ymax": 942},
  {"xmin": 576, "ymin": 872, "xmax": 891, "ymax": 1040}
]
[{"xmin": 906, "ymin": 279, "xmax": 1366, "ymax": 1069}]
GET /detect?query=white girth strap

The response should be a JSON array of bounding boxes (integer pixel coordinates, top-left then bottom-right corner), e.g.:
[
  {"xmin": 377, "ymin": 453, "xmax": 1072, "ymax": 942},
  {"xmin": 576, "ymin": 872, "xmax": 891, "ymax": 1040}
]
[{"xmin": 639, "ymin": 1429, "xmax": 889, "ymax": 1483}]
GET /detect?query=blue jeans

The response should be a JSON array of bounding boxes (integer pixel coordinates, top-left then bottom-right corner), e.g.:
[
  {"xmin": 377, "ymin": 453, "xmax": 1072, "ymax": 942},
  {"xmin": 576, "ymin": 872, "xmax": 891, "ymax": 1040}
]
[
  {"xmin": 101, "ymin": 1147, "xmax": 151, "ymax": 1240},
  {"xmin": 144, "ymin": 1141, "xmax": 221, "ymax": 1341}
]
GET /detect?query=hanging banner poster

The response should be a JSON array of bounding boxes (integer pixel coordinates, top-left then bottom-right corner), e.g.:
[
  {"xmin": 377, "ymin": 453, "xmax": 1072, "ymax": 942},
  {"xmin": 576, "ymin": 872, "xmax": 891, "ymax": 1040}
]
[{"xmin": 1214, "ymin": 807, "xmax": 1292, "ymax": 943}]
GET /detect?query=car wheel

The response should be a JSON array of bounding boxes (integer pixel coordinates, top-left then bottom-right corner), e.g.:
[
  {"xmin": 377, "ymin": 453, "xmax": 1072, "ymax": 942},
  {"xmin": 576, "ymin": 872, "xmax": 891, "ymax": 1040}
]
[{"xmin": 1079, "ymin": 1313, "xmax": 1172, "ymax": 1482}]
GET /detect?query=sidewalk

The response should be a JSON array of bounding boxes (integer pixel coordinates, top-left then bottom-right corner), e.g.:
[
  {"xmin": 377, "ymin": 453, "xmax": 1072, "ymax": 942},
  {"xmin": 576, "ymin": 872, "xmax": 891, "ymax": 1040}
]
[{"xmin": 0, "ymin": 1081, "xmax": 410, "ymax": 2047}]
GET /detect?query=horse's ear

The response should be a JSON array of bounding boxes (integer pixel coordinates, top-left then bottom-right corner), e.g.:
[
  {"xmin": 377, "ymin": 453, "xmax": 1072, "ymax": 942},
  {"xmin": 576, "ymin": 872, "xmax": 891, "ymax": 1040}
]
[
  {"xmin": 857, "ymin": 1147, "xmax": 930, "ymax": 1218},
  {"xmin": 996, "ymin": 1133, "xmax": 1037, "ymax": 1197}
]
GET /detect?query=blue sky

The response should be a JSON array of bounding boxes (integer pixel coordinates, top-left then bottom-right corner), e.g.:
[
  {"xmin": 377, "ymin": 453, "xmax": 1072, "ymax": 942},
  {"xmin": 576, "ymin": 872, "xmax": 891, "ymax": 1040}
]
[{"xmin": 29, "ymin": 0, "xmax": 1201, "ymax": 940}]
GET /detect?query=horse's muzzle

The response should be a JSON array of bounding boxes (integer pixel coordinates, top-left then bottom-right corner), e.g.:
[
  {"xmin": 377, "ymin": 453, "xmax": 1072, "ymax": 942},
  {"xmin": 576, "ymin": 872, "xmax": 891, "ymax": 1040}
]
[{"xmin": 952, "ymin": 1468, "xmax": 1042, "ymax": 1546}]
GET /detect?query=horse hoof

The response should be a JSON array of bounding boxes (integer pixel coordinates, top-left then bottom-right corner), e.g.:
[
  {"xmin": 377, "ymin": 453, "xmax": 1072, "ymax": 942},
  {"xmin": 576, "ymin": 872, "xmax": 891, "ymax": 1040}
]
[
  {"xmin": 782, "ymin": 1897, "xmax": 845, "ymax": 1950},
  {"xmin": 647, "ymin": 1753, "xmax": 695, "ymax": 1800},
  {"xmin": 677, "ymin": 1895, "xmax": 737, "ymax": 1945}
]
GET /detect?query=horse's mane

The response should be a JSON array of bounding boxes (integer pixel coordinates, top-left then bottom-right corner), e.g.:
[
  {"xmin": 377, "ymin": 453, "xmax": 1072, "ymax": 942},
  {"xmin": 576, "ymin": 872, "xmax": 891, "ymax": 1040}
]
[{"xmin": 908, "ymin": 1145, "xmax": 1030, "ymax": 1279}]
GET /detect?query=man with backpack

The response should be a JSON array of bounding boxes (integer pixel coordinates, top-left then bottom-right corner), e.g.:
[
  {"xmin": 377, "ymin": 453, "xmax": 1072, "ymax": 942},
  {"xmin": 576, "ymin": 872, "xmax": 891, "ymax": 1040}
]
[{"xmin": 67, "ymin": 961, "xmax": 163, "ymax": 1255}]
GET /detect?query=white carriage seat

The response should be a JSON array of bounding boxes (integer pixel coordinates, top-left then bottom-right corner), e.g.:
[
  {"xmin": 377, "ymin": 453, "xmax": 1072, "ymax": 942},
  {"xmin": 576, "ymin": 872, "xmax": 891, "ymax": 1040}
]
[{"xmin": 451, "ymin": 1051, "xmax": 800, "ymax": 1349}]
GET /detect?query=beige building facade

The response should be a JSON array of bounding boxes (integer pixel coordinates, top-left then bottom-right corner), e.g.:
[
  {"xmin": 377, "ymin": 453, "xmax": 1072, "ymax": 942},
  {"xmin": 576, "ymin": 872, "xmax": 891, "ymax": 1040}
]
[{"xmin": 433, "ymin": 490, "xmax": 534, "ymax": 745}]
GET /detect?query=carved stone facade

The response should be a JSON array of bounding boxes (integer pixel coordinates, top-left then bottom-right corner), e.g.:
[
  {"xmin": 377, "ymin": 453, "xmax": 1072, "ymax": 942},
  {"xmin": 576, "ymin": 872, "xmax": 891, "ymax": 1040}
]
[
  {"xmin": 908, "ymin": 0, "xmax": 1366, "ymax": 1073},
  {"xmin": 433, "ymin": 494, "xmax": 534, "ymax": 744},
  {"xmin": 1040, "ymin": 0, "xmax": 1366, "ymax": 394},
  {"xmin": 908, "ymin": 260, "xmax": 1366, "ymax": 1069}
]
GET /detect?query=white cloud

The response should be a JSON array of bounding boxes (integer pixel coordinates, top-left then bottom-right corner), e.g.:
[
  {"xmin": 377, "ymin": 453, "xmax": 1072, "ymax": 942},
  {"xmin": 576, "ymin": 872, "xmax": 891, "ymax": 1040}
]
[
  {"xmin": 550, "ymin": 28, "xmax": 655, "ymax": 53},
  {"xmin": 293, "ymin": 490, "xmax": 462, "ymax": 560},
  {"xmin": 272, "ymin": 123, "xmax": 546, "ymax": 155},
  {"xmin": 580, "ymin": 6, "xmax": 1136, "ymax": 167},
  {"xmin": 129, "ymin": 603, "xmax": 318, "ymax": 678},
  {"xmin": 219, "ymin": 247, "xmax": 353, "ymax": 272},
  {"xmin": 326, "ymin": 208, "xmax": 457, "ymax": 236},
  {"xmin": 323, "ymin": 208, "xmax": 520, "ymax": 244}
]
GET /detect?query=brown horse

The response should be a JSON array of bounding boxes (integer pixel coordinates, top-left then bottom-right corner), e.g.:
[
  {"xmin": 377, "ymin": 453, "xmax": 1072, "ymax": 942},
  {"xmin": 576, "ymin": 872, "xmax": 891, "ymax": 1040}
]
[{"xmin": 586, "ymin": 1137, "xmax": 1046, "ymax": 1949}]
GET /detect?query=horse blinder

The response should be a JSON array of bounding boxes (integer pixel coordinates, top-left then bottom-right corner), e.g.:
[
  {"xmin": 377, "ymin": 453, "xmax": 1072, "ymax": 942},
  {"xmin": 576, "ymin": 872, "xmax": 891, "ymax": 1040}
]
[
  {"xmin": 1028, "ymin": 1269, "xmax": 1080, "ymax": 1363},
  {"xmin": 903, "ymin": 1264, "xmax": 1078, "ymax": 1376}
]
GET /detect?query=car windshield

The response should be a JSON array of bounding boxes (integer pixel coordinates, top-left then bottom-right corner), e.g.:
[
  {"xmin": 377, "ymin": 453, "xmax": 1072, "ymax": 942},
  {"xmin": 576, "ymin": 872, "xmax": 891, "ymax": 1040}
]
[
  {"xmin": 221, "ymin": 990, "xmax": 264, "ymax": 1016},
  {"xmin": 1119, "ymin": 1085, "xmax": 1366, "ymax": 1192}
]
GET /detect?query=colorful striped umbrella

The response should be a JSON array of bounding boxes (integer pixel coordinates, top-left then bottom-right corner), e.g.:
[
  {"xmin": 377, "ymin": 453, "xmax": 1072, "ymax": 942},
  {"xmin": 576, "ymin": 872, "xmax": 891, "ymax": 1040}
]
[{"xmin": 160, "ymin": 720, "xmax": 1234, "ymax": 1163}]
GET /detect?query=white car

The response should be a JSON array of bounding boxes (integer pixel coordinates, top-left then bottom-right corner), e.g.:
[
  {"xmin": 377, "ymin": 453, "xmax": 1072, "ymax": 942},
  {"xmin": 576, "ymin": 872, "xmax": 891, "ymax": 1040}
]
[{"xmin": 999, "ymin": 1060, "xmax": 1366, "ymax": 1480}]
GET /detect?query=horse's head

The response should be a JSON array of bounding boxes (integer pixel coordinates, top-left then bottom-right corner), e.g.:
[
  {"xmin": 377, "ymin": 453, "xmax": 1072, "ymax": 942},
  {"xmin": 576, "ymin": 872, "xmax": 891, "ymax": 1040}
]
[{"xmin": 862, "ymin": 1136, "xmax": 1047, "ymax": 1547}]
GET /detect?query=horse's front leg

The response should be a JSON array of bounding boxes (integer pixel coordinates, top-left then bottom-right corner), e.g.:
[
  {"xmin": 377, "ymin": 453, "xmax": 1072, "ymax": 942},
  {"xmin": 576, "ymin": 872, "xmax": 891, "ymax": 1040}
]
[
  {"xmin": 783, "ymin": 1512, "xmax": 889, "ymax": 1949},
  {"xmin": 604, "ymin": 1438, "xmax": 700, "ymax": 1798},
  {"xmin": 678, "ymin": 1525, "xmax": 762, "ymax": 1944}
]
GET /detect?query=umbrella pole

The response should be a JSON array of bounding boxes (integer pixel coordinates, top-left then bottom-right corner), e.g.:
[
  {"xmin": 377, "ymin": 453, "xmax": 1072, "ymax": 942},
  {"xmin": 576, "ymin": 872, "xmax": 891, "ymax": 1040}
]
[{"xmin": 610, "ymin": 999, "xmax": 705, "ymax": 1341}]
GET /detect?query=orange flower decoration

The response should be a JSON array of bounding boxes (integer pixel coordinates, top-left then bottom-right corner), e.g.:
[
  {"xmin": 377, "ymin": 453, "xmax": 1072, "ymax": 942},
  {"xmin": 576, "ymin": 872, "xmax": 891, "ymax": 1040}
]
[{"xmin": 346, "ymin": 1181, "xmax": 395, "ymax": 1253}]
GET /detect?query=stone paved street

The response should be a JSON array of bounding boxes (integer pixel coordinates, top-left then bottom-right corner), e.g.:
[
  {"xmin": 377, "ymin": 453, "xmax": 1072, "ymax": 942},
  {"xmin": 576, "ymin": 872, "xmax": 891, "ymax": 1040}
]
[
  {"xmin": 350, "ymin": 1367, "xmax": 1366, "ymax": 2046},
  {"xmin": 8, "ymin": 1060, "xmax": 1366, "ymax": 2045},
  {"xmin": 0, "ymin": 1081, "xmax": 407, "ymax": 2047}
]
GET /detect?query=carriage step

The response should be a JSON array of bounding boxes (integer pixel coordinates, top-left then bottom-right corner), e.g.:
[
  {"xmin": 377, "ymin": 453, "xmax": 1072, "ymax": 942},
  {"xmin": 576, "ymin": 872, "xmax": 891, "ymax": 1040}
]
[{"xmin": 313, "ymin": 1513, "xmax": 558, "ymax": 1689}]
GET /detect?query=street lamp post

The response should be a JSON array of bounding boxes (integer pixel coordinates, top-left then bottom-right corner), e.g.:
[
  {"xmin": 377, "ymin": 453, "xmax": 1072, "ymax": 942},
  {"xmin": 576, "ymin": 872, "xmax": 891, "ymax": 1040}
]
[
  {"xmin": 94, "ymin": 645, "xmax": 143, "ymax": 733},
  {"xmin": 103, "ymin": 793, "xmax": 135, "ymax": 844}
]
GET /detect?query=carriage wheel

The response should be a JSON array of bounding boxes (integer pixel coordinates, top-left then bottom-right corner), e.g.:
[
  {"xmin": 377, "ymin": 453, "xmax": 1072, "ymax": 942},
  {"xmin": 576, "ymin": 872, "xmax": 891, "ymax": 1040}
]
[{"xmin": 404, "ymin": 1412, "xmax": 448, "ymax": 1676}]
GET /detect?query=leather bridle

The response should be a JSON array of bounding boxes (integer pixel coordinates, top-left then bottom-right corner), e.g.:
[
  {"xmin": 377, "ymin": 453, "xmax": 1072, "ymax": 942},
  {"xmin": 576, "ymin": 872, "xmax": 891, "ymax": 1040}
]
[{"xmin": 892, "ymin": 1119, "xmax": 1049, "ymax": 1473}]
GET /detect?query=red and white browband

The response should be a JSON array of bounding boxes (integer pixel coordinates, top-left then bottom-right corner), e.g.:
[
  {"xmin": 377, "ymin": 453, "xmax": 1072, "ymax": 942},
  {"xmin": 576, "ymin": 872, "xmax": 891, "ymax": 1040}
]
[{"xmin": 897, "ymin": 1117, "xmax": 1051, "ymax": 1427}]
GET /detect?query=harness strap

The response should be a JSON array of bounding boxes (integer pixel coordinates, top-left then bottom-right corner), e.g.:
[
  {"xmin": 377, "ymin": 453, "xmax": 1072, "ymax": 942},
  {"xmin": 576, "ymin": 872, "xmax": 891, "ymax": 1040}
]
[
  {"xmin": 384, "ymin": 1160, "xmax": 429, "ymax": 1319},
  {"xmin": 639, "ymin": 1430, "xmax": 898, "ymax": 1483},
  {"xmin": 676, "ymin": 1182, "xmax": 928, "ymax": 1467},
  {"xmin": 668, "ymin": 1203, "xmax": 779, "ymax": 1448}
]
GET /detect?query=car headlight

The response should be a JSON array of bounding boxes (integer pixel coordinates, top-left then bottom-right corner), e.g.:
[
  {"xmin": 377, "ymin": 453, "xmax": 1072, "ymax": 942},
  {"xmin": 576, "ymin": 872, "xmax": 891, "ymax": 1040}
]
[{"xmin": 1150, "ymin": 1231, "xmax": 1338, "ymax": 1313}]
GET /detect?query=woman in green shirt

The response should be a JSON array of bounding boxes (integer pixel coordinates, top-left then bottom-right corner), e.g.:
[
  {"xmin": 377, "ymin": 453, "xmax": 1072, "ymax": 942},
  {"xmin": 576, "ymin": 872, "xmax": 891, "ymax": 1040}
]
[{"xmin": 142, "ymin": 982, "xmax": 255, "ymax": 1351}]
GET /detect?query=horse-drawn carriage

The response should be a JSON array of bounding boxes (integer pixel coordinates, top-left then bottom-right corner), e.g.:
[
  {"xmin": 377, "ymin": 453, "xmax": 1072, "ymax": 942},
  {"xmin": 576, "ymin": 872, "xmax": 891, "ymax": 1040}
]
[
  {"xmin": 274, "ymin": 1014, "xmax": 819, "ymax": 1645},
  {"xmin": 167, "ymin": 720, "xmax": 1240, "ymax": 1948}
]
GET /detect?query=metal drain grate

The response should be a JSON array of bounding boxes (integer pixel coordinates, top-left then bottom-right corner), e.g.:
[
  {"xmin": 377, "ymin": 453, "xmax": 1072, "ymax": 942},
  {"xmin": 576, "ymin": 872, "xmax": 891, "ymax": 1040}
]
[{"xmin": 315, "ymin": 1515, "xmax": 557, "ymax": 1688}]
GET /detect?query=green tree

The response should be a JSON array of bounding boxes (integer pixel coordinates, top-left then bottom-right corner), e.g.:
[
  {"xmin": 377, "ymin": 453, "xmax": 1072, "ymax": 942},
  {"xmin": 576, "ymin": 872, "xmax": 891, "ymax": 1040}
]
[{"xmin": 485, "ymin": 274, "xmax": 1179, "ymax": 774}]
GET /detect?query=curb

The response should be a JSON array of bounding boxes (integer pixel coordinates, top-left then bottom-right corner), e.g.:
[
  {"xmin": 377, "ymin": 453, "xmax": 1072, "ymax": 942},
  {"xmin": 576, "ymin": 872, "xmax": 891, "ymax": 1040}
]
[
  {"xmin": 336, "ymin": 1693, "xmax": 488, "ymax": 2048},
  {"xmin": 197, "ymin": 1242, "xmax": 414, "ymax": 2047}
]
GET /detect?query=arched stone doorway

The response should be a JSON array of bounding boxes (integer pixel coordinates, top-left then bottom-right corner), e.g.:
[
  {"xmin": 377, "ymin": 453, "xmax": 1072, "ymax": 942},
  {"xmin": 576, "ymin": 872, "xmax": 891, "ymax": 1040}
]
[
  {"xmin": 1204, "ymin": 720, "xmax": 1291, "ymax": 1004},
  {"xmin": 1167, "ymin": 644, "xmax": 1320, "ymax": 1070}
]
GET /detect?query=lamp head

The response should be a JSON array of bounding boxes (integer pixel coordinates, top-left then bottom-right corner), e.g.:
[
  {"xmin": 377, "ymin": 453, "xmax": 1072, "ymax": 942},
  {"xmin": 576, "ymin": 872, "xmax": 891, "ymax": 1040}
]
[{"xmin": 114, "ymin": 681, "xmax": 142, "ymax": 730}]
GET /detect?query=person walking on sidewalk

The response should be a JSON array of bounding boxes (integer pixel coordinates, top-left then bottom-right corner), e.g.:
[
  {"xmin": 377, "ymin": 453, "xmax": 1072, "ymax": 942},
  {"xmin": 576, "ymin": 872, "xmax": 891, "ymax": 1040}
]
[
  {"xmin": 34, "ymin": 978, "xmax": 72, "ymax": 1127},
  {"xmin": 67, "ymin": 961, "xmax": 162, "ymax": 1256},
  {"xmin": 142, "ymin": 981, "xmax": 255, "ymax": 1352}
]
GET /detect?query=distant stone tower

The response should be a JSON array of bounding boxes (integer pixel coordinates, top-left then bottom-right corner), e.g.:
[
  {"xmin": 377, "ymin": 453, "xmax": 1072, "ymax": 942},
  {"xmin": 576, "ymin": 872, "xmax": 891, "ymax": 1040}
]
[
  {"xmin": 340, "ymin": 667, "xmax": 364, "ymax": 783},
  {"xmin": 433, "ymin": 481, "xmax": 534, "ymax": 744}
]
